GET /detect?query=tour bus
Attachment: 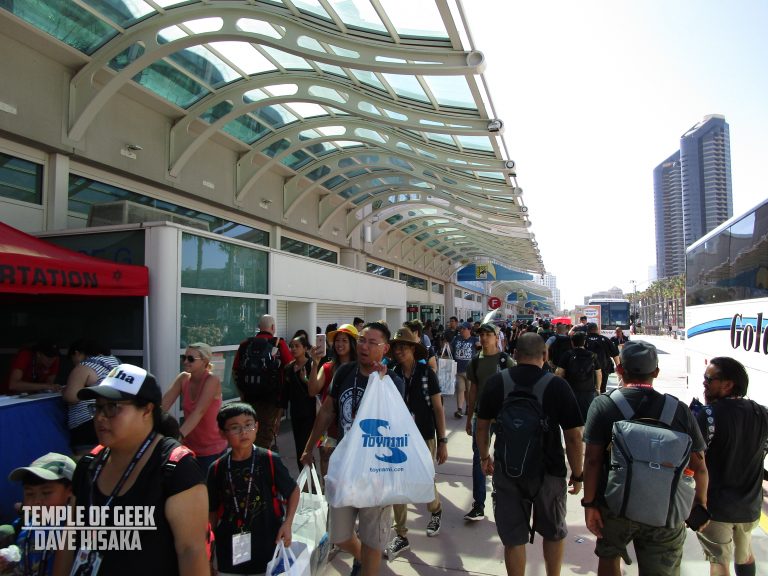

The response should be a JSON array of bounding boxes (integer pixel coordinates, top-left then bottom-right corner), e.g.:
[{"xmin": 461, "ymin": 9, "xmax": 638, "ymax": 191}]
[
  {"xmin": 586, "ymin": 298, "xmax": 631, "ymax": 334},
  {"xmin": 685, "ymin": 196, "xmax": 768, "ymax": 468}
]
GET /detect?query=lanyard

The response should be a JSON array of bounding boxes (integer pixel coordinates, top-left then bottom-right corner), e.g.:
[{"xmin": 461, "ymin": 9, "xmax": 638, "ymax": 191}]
[
  {"xmin": 227, "ymin": 447, "xmax": 256, "ymax": 530},
  {"xmin": 90, "ymin": 431, "xmax": 157, "ymax": 508},
  {"xmin": 24, "ymin": 533, "xmax": 49, "ymax": 576}
]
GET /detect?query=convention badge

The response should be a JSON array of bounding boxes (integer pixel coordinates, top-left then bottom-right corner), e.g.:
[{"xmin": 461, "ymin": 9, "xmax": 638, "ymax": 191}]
[
  {"xmin": 70, "ymin": 548, "xmax": 103, "ymax": 575},
  {"xmin": 232, "ymin": 531, "xmax": 251, "ymax": 566}
]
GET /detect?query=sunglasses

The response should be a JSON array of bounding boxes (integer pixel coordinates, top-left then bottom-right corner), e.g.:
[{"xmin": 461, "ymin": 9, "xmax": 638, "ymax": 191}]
[
  {"xmin": 88, "ymin": 401, "xmax": 134, "ymax": 418},
  {"xmin": 703, "ymin": 375, "xmax": 722, "ymax": 384},
  {"xmin": 181, "ymin": 355, "xmax": 202, "ymax": 363}
]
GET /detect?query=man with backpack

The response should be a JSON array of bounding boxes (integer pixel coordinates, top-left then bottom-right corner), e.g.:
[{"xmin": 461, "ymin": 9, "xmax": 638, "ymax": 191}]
[
  {"xmin": 555, "ymin": 332, "xmax": 601, "ymax": 420},
  {"xmin": 582, "ymin": 341, "xmax": 708, "ymax": 576},
  {"xmin": 546, "ymin": 321, "xmax": 572, "ymax": 371},
  {"xmin": 464, "ymin": 322, "xmax": 513, "ymax": 522},
  {"xmin": 585, "ymin": 322, "xmax": 620, "ymax": 393},
  {"xmin": 232, "ymin": 314, "xmax": 294, "ymax": 449},
  {"xmin": 692, "ymin": 357, "xmax": 768, "ymax": 576},
  {"xmin": 475, "ymin": 333, "xmax": 584, "ymax": 576}
]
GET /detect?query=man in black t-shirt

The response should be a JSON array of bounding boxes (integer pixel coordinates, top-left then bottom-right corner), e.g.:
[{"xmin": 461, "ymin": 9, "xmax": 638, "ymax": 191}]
[
  {"xmin": 476, "ymin": 333, "xmax": 584, "ymax": 575},
  {"xmin": 584, "ymin": 323, "xmax": 619, "ymax": 393},
  {"xmin": 300, "ymin": 322, "xmax": 404, "ymax": 576},
  {"xmin": 693, "ymin": 357, "xmax": 768, "ymax": 576},
  {"xmin": 583, "ymin": 341, "xmax": 708, "ymax": 576}
]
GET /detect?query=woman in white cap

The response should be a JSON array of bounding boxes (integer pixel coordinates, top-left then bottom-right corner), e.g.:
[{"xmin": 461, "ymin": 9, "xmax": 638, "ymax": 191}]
[
  {"xmin": 162, "ymin": 342, "xmax": 227, "ymax": 473},
  {"xmin": 55, "ymin": 364, "xmax": 209, "ymax": 576}
]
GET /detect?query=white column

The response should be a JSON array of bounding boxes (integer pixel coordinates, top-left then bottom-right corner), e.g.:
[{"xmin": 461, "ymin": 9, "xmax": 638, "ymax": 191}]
[
  {"xmin": 45, "ymin": 153, "xmax": 69, "ymax": 231},
  {"xmin": 288, "ymin": 301, "xmax": 317, "ymax": 344},
  {"xmin": 144, "ymin": 225, "xmax": 181, "ymax": 398}
]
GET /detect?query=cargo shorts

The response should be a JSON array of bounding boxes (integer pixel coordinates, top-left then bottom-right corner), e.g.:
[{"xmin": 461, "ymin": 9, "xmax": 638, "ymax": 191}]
[
  {"xmin": 595, "ymin": 505, "xmax": 686, "ymax": 576},
  {"xmin": 696, "ymin": 518, "xmax": 760, "ymax": 565}
]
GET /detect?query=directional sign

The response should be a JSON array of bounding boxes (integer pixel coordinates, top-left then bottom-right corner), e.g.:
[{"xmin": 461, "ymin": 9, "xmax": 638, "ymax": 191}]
[{"xmin": 488, "ymin": 296, "xmax": 502, "ymax": 310}]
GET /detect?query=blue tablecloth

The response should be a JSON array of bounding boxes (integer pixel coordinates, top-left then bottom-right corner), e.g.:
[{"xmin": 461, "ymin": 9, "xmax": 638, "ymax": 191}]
[{"xmin": 0, "ymin": 394, "xmax": 70, "ymax": 523}]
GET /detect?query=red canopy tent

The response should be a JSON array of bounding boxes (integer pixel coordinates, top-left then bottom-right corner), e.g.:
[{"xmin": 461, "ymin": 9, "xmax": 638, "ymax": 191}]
[{"xmin": 0, "ymin": 221, "xmax": 148, "ymax": 296}]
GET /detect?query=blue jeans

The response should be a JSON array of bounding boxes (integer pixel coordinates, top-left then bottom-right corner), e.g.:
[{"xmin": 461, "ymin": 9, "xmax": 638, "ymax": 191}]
[{"xmin": 471, "ymin": 416, "xmax": 488, "ymax": 509}]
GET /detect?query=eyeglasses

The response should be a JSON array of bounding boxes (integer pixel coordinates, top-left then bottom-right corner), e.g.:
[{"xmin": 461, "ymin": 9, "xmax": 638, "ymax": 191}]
[
  {"xmin": 357, "ymin": 338, "xmax": 385, "ymax": 347},
  {"xmin": 88, "ymin": 401, "xmax": 134, "ymax": 418},
  {"xmin": 181, "ymin": 355, "xmax": 202, "ymax": 363},
  {"xmin": 703, "ymin": 375, "xmax": 722, "ymax": 384},
  {"xmin": 224, "ymin": 423, "xmax": 257, "ymax": 436}
]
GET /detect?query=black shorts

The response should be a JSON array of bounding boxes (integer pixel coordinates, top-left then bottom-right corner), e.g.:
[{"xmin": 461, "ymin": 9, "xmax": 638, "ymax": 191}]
[{"xmin": 492, "ymin": 472, "xmax": 568, "ymax": 546}]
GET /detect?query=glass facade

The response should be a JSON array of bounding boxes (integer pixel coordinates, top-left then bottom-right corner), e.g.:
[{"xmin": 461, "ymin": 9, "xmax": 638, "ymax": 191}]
[
  {"xmin": 367, "ymin": 262, "xmax": 395, "ymax": 278},
  {"xmin": 399, "ymin": 272, "xmax": 427, "ymax": 290},
  {"xmin": 69, "ymin": 175, "xmax": 269, "ymax": 245},
  {"xmin": 281, "ymin": 237, "xmax": 338, "ymax": 263},
  {"xmin": 0, "ymin": 152, "xmax": 43, "ymax": 205},
  {"xmin": 181, "ymin": 233, "xmax": 268, "ymax": 294}
]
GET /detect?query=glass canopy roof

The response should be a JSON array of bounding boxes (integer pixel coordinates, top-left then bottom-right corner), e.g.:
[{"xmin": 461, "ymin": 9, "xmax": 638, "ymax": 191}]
[{"xmin": 2, "ymin": 0, "xmax": 543, "ymax": 274}]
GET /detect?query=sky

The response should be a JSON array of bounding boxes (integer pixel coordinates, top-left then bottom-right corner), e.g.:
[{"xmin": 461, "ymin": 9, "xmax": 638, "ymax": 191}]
[{"xmin": 463, "ymin": 0, "xmax": 768, "ymax": 310}]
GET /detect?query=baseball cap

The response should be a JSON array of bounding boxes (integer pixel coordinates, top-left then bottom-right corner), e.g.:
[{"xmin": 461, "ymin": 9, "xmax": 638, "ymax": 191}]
[
  {"xmin": 78, "ymin": 364, "xmax": 161, "ymax": 405},
  {"xmin": 477, "ymin": 322, "xmax": 499, "ymax": 335},
  {"xmin": 460, "ymin": 321, "xmax": 472, "ymax": 330},
  {"xmin": 620, "ymin": 341, "xmax": 658, "ymax": 374},
  {"xmin": 9, "ymin": 452, "xmax": 76, "ymax": 482}
]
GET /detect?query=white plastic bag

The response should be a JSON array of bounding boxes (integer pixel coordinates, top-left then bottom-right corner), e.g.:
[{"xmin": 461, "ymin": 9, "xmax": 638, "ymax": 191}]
[
  {"xmin": 438, "ymin": 343, "xmax": 457, "ymax": 395},
  {"xmin": 325, "ymin": 371, "xmax": 436, "ymax": 508},
  {"xmin": 267, "ymin": 541, "xmax": 310, "ymax": 576},
  {"xmin": 293, "ymin": 464, "xmax": 329, "ymax": 574}
]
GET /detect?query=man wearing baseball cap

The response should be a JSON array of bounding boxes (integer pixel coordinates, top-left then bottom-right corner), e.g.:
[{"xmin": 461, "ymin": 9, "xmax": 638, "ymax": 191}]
[
  {"xmin": 582, "ymin": 342, "xmax": 708, "ymax": 576},
  {"xmin": 450, "ymin": 322, "xmax": 479, "ymax": 419}
]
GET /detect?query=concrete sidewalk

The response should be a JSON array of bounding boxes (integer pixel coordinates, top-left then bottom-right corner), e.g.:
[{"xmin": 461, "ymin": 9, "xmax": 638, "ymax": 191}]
[{"xmin": 275, "ymin": 338, "xmax": 768, "ymax": 575}]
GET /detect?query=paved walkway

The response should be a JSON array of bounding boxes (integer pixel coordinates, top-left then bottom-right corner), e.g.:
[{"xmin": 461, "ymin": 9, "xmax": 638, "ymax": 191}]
[{"xmin": 276, "ymin": 335, "xmax": 768, "ymax": 575}]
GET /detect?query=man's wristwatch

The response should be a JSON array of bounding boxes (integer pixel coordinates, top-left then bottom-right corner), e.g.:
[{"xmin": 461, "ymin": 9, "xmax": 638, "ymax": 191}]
[
  {"xmin": 570, "ymin": 473, "xmax": 583, "ymax": 483},
  {"xmin": 437, "ymin": 437, "xmax": 448, "ymax": 444},
  {"xmin": 581, "ymin": 499, "xmax": 598, "ymax": 508}
]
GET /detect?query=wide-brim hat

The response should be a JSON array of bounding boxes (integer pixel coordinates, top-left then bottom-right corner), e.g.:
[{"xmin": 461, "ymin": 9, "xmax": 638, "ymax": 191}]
[
  {"xmin": 78, "ymin": 364, "xmax": 161, "ymax": 405},
  {"xmin": 327, "ymin": 323, "xmax": 359, "ymax": 343},
  {"xmin": 389, "ymin": 327, "xmax": 427, "ymax": 360},
  {"xmin": 9, "ymin": 452, "xmax": 76, "ymax": 482}
]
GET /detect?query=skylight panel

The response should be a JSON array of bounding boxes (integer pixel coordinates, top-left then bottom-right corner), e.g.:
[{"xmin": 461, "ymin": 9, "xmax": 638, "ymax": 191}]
[
  {"xmin": 210, "ymin": 42, "xmax": 277, "ymax": 75},
  {"xmin": 377, "ymin": 0, "xmax": 448, "ymax": 38},
  {"xmin": 381, "ymin": 74, "xmax": 429, "ymax": 103}
]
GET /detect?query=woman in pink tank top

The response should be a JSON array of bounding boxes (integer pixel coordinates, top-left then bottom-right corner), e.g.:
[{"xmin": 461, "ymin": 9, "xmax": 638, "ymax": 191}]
[{"xmin": 162, "ymin": 342, "xmax": 227, "ymax": 473}]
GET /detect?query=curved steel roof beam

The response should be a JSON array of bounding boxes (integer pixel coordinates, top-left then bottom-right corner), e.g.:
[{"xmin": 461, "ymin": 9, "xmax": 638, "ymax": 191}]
[
  {"xmin": 317, "ymin": 180, "xmax": 524, "ymax": 233},
  {"xmin": 70, "ymin": 4, "xmax": 485, "ymax": 141},
  {"xmin": 247, "ymin": 116, "xmax": 507, "ymax": 170},
  {"xmin": 172, "ymin": 74, "xmax": 496, "ymax": 178},
  {"xmin": 283, "ymin": 147, "xmax": 516, "ymax": 217}
]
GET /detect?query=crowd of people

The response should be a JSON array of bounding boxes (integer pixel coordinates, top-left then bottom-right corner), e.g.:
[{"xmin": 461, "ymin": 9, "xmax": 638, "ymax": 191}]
[{"xmin": 1, "ymin": 314, "xmax": 766, "ymax": 576}]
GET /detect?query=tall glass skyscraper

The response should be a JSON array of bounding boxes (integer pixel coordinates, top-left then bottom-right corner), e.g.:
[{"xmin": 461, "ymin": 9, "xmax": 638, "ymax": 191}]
[{"xmin": 654, "ymin": 115, "xmax": 732, "ymax": 279}]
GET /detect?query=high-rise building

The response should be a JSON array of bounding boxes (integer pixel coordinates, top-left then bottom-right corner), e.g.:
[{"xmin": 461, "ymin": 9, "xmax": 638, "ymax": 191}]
[
  {"xmin": 654, "ymin": 115, "xmax": 732, "ymax": 279},
  {"xmin": 654, "ymin": 151, "xmax": 683, "ymax": 277},
  {"xmin": 540, "ymin": 273, "xmax": 561, "ymax": 311}
]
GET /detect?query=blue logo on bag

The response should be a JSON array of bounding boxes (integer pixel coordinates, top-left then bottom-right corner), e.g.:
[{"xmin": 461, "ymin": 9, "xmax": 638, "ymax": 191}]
[{"xmin": 359, "ymin": 419, "xmax": 408, "ymax": 464}]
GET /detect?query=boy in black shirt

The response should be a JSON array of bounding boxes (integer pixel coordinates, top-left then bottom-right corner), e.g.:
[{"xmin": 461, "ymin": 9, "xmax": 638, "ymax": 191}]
[{"xmin": 208, "ymin": 403, "xmax": 299, "ymax": 575}]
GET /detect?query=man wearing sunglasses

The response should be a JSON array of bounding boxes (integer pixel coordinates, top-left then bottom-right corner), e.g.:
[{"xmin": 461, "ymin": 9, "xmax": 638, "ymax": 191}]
[{"xmin": 693, "ymin": 357, "xmax": 768, "ymax": 576}]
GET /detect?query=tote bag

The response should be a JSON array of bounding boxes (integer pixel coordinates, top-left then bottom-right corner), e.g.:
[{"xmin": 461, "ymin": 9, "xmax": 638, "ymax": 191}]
[
  {"xmin": 266, "ymin": 541, "xmax": 310, "ymax": 576},
  {"xmin": 293, "ymin": 465, "xmax": 329, "ymax": 574},
  {"xmin": 438, "ymin": 343, "xmax": 457, "ymax": 395},
  {"xmin": 325, "ymin": 372, "xmax": 436, "ymax": 508}
]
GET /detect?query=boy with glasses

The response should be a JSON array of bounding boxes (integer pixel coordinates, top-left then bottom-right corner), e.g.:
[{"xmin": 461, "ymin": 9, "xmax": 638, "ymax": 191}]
[{"xmin": 207, "ymin": 402, "xmax": 299, "ymax": 576}]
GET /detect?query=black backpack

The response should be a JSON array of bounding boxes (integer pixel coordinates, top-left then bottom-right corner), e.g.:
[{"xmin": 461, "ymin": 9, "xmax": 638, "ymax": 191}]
[
  {"xmin": 495, "ymin": 370, "xmax": 553, "ymax": 542},
  {"xmin": 236, "ymin": 336, "xmax": 282, "ymax": 400},
  {"xmin": 585, "ymin": 334, "xmax": 614, "ymax": 373},
  {"xmin": 563, "ymin": 349, "xmax": 596, "ymax": 392},
  {"xmin": 547, "ymin": 334, "xmax": 572, "ymax": 368}
]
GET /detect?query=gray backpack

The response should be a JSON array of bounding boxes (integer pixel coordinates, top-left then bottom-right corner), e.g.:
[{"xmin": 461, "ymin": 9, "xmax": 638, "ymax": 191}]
[{"xmin": 604, "ymin": 390, "xmax": 695, "ymax": 528}]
